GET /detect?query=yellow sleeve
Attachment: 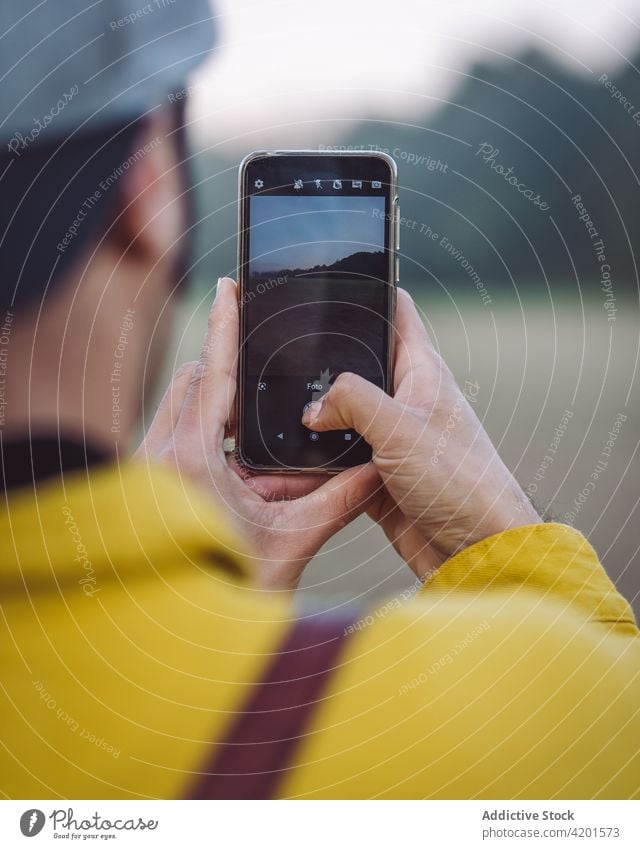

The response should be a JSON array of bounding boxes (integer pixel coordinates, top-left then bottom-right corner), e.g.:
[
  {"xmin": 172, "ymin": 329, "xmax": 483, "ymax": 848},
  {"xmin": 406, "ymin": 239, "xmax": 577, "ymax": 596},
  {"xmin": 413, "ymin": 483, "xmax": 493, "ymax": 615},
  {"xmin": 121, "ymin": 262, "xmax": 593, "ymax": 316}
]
[
  {"xmin": 425, "ymin": 523, "xmax": 637, "ymax": 632},
  {"xmin": 280, "ymin": 524, "xmax": 640, "ymax": 799},
  {"xmin": 4, "ymin": 462, "xmax": 638, "ymax": 800}
]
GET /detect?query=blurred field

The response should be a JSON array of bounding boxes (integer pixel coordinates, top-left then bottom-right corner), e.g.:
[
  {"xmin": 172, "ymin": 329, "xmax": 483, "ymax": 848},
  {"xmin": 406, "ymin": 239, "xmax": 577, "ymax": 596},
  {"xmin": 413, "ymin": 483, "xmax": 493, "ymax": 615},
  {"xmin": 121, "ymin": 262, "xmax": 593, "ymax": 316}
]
[{"xmin": 158, "ymin": 285, "xmax": 640, "ymax": 618}]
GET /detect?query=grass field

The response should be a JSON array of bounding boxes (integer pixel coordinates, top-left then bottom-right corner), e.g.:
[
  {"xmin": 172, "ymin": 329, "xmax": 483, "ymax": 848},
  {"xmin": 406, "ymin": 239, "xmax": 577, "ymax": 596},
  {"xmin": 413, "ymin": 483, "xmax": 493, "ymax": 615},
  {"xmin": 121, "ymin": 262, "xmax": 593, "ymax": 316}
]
[{"xmin": 156, "ymin": 283, "xmax": 640, "ymax": 618}]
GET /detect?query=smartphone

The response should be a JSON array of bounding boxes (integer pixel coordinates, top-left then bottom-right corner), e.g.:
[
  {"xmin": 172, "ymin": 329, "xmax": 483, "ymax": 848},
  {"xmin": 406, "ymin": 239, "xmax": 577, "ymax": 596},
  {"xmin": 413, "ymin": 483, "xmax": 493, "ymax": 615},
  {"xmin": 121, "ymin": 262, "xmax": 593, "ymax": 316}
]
[{"xmin": 236, "ymin": 150, "xmax": 398, "ymax": 473}]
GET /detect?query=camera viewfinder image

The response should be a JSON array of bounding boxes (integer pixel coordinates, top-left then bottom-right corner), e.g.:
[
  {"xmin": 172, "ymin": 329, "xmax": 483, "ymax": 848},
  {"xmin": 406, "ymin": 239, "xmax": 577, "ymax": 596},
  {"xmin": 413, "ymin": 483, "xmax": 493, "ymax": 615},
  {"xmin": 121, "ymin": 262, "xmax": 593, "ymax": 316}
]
[{"xmin": 243, "ymin": 194, "xmax": 391, "ymax": 468}]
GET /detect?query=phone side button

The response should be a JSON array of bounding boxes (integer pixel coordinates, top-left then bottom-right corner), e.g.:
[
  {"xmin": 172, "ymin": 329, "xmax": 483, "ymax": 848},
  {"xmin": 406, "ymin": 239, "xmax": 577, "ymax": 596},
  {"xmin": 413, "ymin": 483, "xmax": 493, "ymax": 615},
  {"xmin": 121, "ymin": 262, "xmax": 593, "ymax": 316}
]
[{"xmin": 395, "ymin": 255, "xmax": 400, "ymax": 285}]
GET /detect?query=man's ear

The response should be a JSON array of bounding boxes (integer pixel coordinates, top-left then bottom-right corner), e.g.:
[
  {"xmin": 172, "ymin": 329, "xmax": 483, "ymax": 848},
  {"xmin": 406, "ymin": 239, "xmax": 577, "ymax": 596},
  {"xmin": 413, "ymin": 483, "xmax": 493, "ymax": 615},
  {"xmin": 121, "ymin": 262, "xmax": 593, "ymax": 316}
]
[{"xmin": 112, "ymin": 111, "xmax": 185, "ymax": 265}]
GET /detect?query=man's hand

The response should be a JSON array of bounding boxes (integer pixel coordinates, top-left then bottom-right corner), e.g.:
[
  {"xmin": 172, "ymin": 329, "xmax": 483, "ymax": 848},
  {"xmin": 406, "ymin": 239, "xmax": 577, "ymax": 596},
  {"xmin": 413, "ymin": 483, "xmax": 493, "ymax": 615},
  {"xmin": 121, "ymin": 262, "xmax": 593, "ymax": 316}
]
[
  {"xmin": 302, "ymin": 289, "xmax": 541, "ymax": 580},
  {"xmin": 137, "ymin": 277, "xmax": 379, "ymax": 591}
]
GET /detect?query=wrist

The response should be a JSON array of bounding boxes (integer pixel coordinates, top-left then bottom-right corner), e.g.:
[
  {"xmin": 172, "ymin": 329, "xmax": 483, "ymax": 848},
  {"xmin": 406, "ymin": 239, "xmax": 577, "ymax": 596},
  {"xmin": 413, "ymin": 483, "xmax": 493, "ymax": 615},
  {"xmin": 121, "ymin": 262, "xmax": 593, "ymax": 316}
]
[{"xmin": 427, "ymin": 492, "xmax": 542, "ymax": 564}]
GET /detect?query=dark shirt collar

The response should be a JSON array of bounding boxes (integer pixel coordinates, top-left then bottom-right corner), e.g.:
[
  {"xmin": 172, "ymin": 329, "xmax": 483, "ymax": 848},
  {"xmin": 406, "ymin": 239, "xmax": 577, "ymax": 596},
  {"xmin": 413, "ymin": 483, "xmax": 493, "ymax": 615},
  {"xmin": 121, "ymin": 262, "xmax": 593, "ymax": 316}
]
[{"xmin": 1, "ymin": 436, "xmax": 110, "ymax": 490}]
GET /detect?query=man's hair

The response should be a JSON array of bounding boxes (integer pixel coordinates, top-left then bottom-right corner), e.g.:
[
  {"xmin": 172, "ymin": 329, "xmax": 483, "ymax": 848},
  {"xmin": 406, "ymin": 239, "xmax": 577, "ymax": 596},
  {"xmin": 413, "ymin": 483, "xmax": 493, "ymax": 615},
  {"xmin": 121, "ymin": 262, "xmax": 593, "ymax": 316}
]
[{"xmin": 0, "ymin": 98, "xmax": 191, "ymax": 314}]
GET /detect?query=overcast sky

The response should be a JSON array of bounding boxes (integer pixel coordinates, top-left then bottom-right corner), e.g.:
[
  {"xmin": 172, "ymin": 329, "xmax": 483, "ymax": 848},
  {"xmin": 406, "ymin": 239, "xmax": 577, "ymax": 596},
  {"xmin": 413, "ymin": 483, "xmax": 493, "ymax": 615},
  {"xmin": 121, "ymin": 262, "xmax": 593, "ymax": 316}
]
[
  {"xmin": 249, "ymin": 196, "xmax": 385, "ymax": 273},
  {"xmin": 189, "ymin": 0, "xmax": 640, "ymax": 150}
]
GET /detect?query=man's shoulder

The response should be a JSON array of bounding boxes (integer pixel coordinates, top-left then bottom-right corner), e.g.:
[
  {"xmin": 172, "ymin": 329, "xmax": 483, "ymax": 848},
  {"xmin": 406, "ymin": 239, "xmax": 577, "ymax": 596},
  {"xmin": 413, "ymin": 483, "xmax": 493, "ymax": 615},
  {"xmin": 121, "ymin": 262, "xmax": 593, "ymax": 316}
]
[{"xmin": 1, "ymin": 459, "xmax": 251, "ymax": 596}]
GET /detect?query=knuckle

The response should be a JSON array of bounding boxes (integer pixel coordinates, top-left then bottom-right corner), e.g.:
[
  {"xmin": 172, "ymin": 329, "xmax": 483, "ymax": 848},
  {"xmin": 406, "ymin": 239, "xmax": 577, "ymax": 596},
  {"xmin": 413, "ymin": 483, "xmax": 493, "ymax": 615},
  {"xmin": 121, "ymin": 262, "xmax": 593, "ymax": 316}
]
[
  {"xmin": 430, "ymin": 348, "xmax": 455, "ymax": 384},
  {"xmin": 331, "ymin": 371, "xmax": 359, "ymax": 399},
  {"xmin": 188, "ymin": 358, "xmax": 208, "ymax": 390},
  {"xmin": 339, "ymin": 485, "xmax": 366, "ymax": 525},
  {"xmin": 174, "ymin": 361, "xmax": 197, "ymax": 382}
]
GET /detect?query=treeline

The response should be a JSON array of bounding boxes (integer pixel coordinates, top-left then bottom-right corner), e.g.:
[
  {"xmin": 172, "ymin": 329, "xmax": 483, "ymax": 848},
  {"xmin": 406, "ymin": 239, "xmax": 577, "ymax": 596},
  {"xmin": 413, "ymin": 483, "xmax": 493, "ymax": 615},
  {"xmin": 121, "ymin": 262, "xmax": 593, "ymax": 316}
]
[{"xmin": 191, "ymin": 48, "xmax": 640, "ymax": 301}]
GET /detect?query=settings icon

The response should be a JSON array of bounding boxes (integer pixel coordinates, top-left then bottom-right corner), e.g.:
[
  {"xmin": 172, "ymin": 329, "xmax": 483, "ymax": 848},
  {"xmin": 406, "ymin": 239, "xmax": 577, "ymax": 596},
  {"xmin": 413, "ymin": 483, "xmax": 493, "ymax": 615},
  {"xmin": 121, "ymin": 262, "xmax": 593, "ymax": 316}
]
[{"xmin": 254, "ymin": 179, "xmax": 264, "ymax": 189}]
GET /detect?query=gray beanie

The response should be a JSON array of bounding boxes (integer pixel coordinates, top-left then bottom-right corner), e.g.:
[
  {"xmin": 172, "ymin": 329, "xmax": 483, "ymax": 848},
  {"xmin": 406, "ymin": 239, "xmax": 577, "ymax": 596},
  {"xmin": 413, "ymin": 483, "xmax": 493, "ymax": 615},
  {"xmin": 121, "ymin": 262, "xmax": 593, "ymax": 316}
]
[{"xmin": 0, "ymin": 0, "xmax": 217, "ymax": 309}]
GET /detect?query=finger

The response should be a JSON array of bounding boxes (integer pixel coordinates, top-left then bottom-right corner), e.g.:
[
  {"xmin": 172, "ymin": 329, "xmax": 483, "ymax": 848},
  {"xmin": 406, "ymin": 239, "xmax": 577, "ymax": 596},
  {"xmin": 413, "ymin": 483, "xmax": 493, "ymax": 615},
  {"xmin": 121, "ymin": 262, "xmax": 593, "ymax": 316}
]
[
  {"xmin": 288, "ymin": 462, "xmax": 381, "ymax": 549},
  {"xmin": 301, "ymin": 371, "xmax": 411, "ymax": 450},
  {"xmin": 241, "ymin": 473, "xmax": 329, "ymax": 501},
  {"xmin": 393, "ymin": 288, "xmax": 435, "ymax": 385},
  {"xmin": 226, "ymin": 454, "xmax": 329, "ymax": 500},
  {"xmin": 367, "ymin": 490, "xmax": 444, "ymax": 579},
  {"xmin": 138, "ymin": 361, "xmax": 196, "ymax": 451},
  {"xmin": 176, "ymin": 277, "xmax": 239, "ymax": 438}
]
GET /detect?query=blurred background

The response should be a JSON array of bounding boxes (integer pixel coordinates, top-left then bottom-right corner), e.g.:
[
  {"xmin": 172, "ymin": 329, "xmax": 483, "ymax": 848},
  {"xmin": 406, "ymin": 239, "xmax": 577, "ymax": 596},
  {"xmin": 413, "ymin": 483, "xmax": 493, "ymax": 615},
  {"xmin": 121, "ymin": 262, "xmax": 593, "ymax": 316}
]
[{"xmin": 158, "ymin": 0, "xmax": 640, "ymax": 615}]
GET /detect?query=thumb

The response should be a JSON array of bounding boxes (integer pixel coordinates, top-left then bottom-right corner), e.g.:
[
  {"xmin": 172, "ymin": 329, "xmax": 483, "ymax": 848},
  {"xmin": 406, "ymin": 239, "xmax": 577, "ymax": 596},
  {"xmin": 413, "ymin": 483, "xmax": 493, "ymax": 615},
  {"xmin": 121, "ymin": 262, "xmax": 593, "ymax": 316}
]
[
  {"xmin": 286, "ymin": 462, "xmax": 382, "ymax": 556},
  {"xmin": 301, "ymin": 372, "xmax": 406, "ymax": 451}
]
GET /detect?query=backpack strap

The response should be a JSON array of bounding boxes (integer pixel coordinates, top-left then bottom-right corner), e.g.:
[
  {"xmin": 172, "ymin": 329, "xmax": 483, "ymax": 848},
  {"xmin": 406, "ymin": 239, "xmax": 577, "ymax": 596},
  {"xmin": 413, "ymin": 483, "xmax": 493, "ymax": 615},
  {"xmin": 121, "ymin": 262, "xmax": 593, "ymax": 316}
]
[{"xmin": 186, "ymin": 609, "xmax": 356, "ymax": 799}]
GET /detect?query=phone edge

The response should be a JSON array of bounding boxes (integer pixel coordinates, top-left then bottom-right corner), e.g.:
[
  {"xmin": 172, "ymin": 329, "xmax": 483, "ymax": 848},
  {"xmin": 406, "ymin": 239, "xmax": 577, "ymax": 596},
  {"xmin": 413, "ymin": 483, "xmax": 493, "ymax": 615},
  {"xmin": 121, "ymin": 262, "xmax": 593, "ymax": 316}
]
[{"xmin": 235, "ymin": 149, "xmax": 398, "ymax": 475}]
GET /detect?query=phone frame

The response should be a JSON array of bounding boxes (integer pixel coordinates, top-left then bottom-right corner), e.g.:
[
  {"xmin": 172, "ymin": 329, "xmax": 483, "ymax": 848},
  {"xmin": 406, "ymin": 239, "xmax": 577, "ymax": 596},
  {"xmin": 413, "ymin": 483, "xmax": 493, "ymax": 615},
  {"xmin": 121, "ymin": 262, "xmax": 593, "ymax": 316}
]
[{"xmin": 235, "ymin": 149, "xmax": 399, "ymax": 474}]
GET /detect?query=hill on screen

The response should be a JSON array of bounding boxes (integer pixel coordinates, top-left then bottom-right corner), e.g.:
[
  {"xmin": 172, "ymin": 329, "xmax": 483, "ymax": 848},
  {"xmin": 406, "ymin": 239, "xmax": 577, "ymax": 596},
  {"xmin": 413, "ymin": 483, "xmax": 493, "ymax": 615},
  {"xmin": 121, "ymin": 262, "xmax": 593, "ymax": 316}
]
[{"xmin": 252, "ymin": 250, "xmax": 386, "ymax": 279}]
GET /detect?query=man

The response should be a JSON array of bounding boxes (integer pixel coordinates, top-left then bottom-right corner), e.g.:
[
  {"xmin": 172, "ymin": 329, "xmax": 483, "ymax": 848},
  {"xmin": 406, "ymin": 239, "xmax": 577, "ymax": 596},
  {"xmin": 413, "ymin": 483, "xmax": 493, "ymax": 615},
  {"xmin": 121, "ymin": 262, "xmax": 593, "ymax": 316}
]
[{"xmin": 1, "ymin": 1, "xmax": 638, "ymax": 799}]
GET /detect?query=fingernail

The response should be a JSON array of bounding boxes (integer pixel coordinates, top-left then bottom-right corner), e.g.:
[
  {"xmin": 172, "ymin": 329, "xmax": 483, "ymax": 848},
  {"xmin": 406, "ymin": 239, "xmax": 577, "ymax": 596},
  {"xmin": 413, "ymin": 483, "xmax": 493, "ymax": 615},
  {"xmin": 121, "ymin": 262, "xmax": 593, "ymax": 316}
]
[{"xmin": 302, "ymin": 399, "xmax": 323, "ymax": 426}]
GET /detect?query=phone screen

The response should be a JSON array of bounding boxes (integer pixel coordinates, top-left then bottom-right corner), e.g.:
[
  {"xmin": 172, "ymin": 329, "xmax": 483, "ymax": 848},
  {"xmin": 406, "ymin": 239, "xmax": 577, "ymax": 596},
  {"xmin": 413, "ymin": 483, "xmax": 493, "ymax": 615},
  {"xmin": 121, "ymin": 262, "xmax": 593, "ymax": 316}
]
[{"xmin": 239, "ymin": 153, "xmax": 396, "ymax": 470}]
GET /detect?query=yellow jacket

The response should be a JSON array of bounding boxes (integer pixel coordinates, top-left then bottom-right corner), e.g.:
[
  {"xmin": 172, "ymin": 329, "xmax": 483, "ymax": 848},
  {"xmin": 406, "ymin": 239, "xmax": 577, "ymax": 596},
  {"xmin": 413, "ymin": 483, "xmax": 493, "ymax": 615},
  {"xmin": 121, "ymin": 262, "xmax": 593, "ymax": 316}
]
[{"xmin": 1, "ymin": 462, "xmax": 638, "ymax": 798}]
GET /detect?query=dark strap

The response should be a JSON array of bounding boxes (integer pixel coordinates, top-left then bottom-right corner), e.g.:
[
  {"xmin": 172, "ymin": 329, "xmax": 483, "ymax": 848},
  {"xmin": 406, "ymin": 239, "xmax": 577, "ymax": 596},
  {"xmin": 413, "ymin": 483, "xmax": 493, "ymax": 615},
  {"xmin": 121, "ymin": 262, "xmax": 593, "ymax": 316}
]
[
  {"xmin": 187, "ymin": 611, "xmax": 355, "ymax": 799},
  {"xmin": 0, "ymin": 435, "xmax": 109, "ymax": 490}
]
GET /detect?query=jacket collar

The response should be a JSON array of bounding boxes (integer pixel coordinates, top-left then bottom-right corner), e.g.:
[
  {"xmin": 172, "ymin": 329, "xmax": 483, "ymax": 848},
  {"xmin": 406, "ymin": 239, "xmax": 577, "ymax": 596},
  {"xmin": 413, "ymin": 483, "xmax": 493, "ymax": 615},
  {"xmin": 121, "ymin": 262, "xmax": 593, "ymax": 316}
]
[{"xmin": 0, "ymin": 460, "xmax": 251, "ymax": 595}]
